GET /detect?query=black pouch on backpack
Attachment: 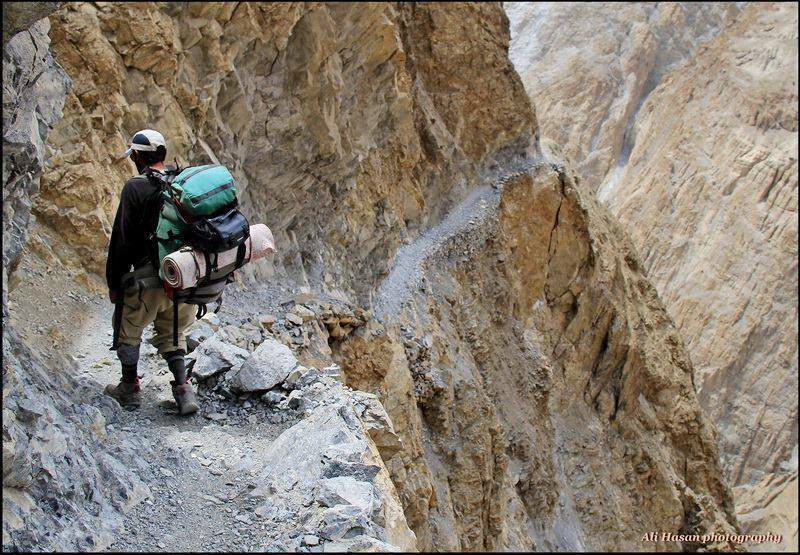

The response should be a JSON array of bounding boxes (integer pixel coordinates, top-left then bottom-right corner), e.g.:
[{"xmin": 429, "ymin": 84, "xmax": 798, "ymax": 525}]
[{"xmin": 188, "ymin": 207, "xmax": 250, "ymax": 253}]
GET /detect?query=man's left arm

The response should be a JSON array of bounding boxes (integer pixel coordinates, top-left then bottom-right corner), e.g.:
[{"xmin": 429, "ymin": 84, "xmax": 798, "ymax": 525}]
[{"xmin": 106, "ymin": 180, "xmax": 139, "ymax": 300}]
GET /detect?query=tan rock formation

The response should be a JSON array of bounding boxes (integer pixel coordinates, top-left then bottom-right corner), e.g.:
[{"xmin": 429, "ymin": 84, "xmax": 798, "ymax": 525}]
[
  {"xmin": 5, "ymin": 1, "xmax": 742, "ymax": 551},
  {"xmin": 33, "ymin": 1, "xmax": 534, "ymax": 297},
  {"xmin": 333, "ymin": 160, "xmax": 739, "ymax": 551},
  {"xmin": 735, "ymin": 471, "xmax": 798, "ymax": 552},
  {"xmin": 506, "ymin": 2, "xmax": 741, "ymax": 189},
  {"xmin": 507, "ymin": 1, "xmax": 798, "ymax": 548}
]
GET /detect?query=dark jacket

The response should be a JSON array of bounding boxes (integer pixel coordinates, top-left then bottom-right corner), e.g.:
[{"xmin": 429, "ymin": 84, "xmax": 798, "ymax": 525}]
[{"xmin": 106, "ymin": 171, "xmax": 164, "ymax": 290}]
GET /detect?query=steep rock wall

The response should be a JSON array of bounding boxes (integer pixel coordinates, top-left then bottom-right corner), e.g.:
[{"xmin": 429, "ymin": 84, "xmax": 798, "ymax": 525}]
[
  {"xmin": 333, "ymin": 160, "xmax": 739, "ymax": 551},
  {"xmin": 505, "ymin": 1, "xmax": 740, "ymax": 190},
  {"xmin": 507, "ymin": 2, "xmax": 798, "ymax": 548},
  {"xmin": 3, "ymin": 1, "xmax": 742, "ymax": 552},
  {"xmin": 33, "ymin": 1, "xmax": 534, "ymax": 302},
  {"xmin": 2, "ymin": 12, "xmax": 69, "ymax": 317}
]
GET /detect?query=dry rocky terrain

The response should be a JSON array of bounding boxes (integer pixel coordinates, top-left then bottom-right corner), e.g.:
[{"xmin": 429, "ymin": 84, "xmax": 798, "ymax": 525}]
[
  {"xmin": 1, "ymin": 2, "xmax": 754, "ymax": 552},
  {"xmin": 507, "ymin": 2, "xmax": 798, "ymax": 551}
]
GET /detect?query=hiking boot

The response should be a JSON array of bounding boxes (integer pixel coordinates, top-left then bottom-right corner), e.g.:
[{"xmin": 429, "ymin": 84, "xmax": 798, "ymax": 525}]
[
  {"xmin": 104, "ymin": 379, "xmax": 142, "ymax": 408},
  {"xmin": 171, "ymin": 381, "xmax": 199, "ymax": 415}
]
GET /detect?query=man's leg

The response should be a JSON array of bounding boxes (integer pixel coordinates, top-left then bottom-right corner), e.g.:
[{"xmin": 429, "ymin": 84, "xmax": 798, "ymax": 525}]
[
  {"xmin": 153, "ymin": 301, "xmax": 199, "ymax": 415},
  {"xmin": 105, "ymin": 290, "xmax": 157, "ymax": 406}
]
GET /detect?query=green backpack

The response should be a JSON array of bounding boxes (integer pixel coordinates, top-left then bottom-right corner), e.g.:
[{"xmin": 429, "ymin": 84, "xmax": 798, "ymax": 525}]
[{"xmin": 149, "ymin": 164, "xmax": 250, "ymax": 346}]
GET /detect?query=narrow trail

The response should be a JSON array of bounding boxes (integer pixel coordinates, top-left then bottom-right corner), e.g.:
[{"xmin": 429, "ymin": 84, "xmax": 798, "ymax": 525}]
[
  {"xmin": 67, "ymin": 284, "xmax": 302, "ymax": 552},
  {"xmin": 9, "ymin": 156, "xmax": 550, "ymax": 552},
  {"xmin": 373, "ymin": 157, "xmax": 547, "ymax": 320},
  {"xmin": 9, "ymin": 255, "xmax": 306, "ymax": 551}
]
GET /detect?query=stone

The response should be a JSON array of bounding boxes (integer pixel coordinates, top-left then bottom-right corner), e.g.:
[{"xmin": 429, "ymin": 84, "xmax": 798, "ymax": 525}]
[
  {"xmin": 315, "ymin": 477, "xmax": 381, "ymax": 517},
  {"xmin": 259, "ymin": 314, "xmax": 277, "ymax": 329},
  {"xmin": 318, "ymin": 505, "xmax": 374, "ymax": 542},
  {"xmin": 284, "ymin": 366, "xmax": 309, "ymax": 389},
  {"xmin": 303, "ymin": 535, "xmax": 320, "ymax": 546},
  {"xmin": 263, "ymin": 391, "xmax": 284, "ymax": 405},
  {"xmin": 186, "ymin": 336, "xmax": 249, "ymax": 381},
  {"xmin": 322, "ymin": 536, "xmax": 400, "ymax": 553},
  {"xmin": 321, "ymin": 365, "xmax": 342, "ymax": 380},
  {"xmin": 2, "ymin": 11, "xmax": 69, "ymax": 320},
  {"xmin": 287, "ymin": 390, "xmax": 304, "ymax": 411},
  {"xmin": 294, "ymin": 367, "xmax": 323, "ymax": 389},
  {"xmin": 201, "ymin": 313, "xmax": 221, "ymax": 330},
  {"xmin": 185, "ymin": 322, "xmax": 215, "ymax": 353},
  {"xmin": 222, "ymin": 325, "xmax": 247, "ymax": 348},
  {"xmin": 508, "ymin": 2, "xmax": 797, "ymax": 542},
  {"xmin": 226, "ymin": 337, "xmax": 298, "ymax": 393},
  {"xmin": 285, "ymin": 313, "xmax": 303, "ymax": 327},
  {"xmin": 351, "ymin": 394, "xmax": 403, "ymax": 461},
  {"xmin": 258, "ymin": 403, "xmax": 416, "ymax": 550},
  {"xmin": 291, "ymin": 305, "xmax": 317, "ymax": 322}
]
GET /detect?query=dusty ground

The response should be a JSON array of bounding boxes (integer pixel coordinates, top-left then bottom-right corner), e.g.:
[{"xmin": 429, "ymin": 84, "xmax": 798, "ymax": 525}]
[
  {"xmin": 7, "ymin": 252, "xmax": 321, "ymax": 551},
  {"xmin": 6, "ymin": 156, "xmax": 548, "ymax": 552}
]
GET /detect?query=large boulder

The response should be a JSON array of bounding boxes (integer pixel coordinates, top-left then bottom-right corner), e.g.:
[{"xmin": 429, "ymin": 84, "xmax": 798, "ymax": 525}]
[
  {"xmin": 226, "ymin": 337, "xmax": 298, "ymax": 393},
  {"xmin": 257, "ymin": 391, "xmax": 416, "ymax": 552},
  {"xmin": 186, "ymin": 335, "xmax": 249, "ymax": 381}
]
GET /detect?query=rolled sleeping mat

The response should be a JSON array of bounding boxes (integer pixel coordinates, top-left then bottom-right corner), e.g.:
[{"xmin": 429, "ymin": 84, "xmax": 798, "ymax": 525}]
[{"xmin": 162, "ymin": 224, "xmax": 275, "ymax": 289}]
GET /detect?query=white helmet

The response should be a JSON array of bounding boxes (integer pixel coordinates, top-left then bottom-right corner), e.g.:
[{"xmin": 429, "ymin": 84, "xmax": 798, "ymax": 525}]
[{"xmin": 122, "ymin": 129, "xmax": 166, "ymax": 158}]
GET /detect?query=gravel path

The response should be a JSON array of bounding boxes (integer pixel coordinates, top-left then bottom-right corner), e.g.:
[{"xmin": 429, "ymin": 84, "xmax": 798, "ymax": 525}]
[
  {"xmin": 373, "ymin": 157, "xmax": 546, "ymax": 320},
  {"xmin": 8, "ymin": 156, "xmax": 551, "ymax": 552},
  {"xmin": 58, "ymin": 282, "xmax": 302, "ymax": 552}
]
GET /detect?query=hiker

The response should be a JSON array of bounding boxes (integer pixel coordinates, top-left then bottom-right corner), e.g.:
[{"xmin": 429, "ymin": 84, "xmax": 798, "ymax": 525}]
[{"xmin": 104, "ymin": 129, "xmax": 200, "ymax": 415}]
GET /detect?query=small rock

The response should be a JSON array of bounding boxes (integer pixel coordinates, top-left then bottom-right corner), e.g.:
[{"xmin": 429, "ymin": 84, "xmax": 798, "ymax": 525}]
[
  {"xmin": 160, "ymin": 467, "xmax": 174, "ymax": 478},
  {"xmin": 287, "ymin": 390, "xmax": 304, "ymax": 411},
  {"xmin": 284, "ymin": 366, "xmax": 309, "ymax": 388},
  {"xmin": 186, "ymin": 336, "xmax": 249, "ymax": 381},
  {"xmin": 186, "ymin": 322, "xmax": 215, "ymax": 352},
  {"xmin": 259, "ymin": 314, "xmax": 277, "ymax": 329},
  {"xmin": 202, "ymin": 312, "xmax": 221, "ymax": 330},
  {"xmin": 303, "ymin": 535, "xmax": 320, "ymax": 546},
  {"xmin": 315, "ymin": 476, "xmax": 381, "ymax": 516},
  {"xmin": 291, "ymin": 305, "xmax": 317, "ymax": 321},
  {"xmin": 286, "ymin": 313, "xmax": 303, "ymax": 326}
]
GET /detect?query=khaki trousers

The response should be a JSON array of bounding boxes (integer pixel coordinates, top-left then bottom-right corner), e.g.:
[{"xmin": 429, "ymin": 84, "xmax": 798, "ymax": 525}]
[{"xmin": 116, "ymin": 287, "xmax": 196, "ymax": 354}]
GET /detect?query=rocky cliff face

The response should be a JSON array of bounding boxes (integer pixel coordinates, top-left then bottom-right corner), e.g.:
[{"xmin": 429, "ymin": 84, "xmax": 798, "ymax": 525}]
[
  {"xmin": 335, "ymin": 159, "xmax": 739, "ymax": 551},
  {"xmin": 507, "ymin": 1, "xmax": 798, "ymax": 550},
  {"xmin": 2, "ymin": 8, "xmax": 69, "ymax": 317},
  {"xmin": 506, "ymin": 2, "xmax": 741, "ymax": 191},
  {"xmin": 4, "ymin": 2, "xmax": 741, "ymax": 552},
  {"xmin": 33, "ymin": 1, "xmax": 535, "ymax": 298}
]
